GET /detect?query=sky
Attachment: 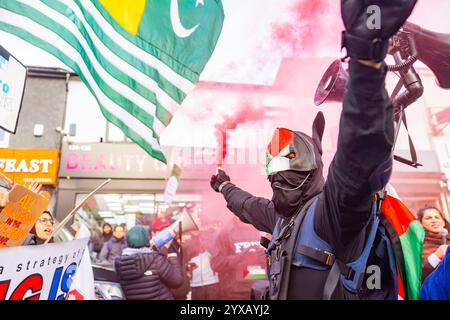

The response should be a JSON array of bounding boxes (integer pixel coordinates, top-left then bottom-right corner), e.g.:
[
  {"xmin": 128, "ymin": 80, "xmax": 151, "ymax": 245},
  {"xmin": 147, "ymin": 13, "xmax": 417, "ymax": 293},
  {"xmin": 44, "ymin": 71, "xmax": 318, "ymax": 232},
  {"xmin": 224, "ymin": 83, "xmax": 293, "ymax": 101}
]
[{"xmin": 1, "ymin": 0, "xmax": 450, "ymax": 85}]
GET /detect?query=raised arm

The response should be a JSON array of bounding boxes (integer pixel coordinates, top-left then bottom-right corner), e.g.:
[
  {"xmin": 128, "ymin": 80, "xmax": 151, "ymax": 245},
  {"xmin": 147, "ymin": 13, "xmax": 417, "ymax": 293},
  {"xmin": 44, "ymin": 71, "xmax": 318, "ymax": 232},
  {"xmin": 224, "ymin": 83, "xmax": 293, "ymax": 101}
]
[
  {"xmin": 320, "ymin": 0, "xmax": 417, "ymax": 244},
  {"xmin": 327, "ymin": 59, "xmax": 393, "ymax": 211},
  {"xmin": 211, "ymin": 170, "xmax": 277, "ymax": 234}
]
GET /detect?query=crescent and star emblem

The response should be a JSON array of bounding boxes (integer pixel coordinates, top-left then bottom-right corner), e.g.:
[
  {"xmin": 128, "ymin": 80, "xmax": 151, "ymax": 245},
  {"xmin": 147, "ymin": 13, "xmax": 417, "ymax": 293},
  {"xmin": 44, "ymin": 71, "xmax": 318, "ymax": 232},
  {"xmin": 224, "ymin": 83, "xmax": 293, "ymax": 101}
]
[{"xmin": 170, "ymin": 0, "xmax": 204, "ymax": 38}]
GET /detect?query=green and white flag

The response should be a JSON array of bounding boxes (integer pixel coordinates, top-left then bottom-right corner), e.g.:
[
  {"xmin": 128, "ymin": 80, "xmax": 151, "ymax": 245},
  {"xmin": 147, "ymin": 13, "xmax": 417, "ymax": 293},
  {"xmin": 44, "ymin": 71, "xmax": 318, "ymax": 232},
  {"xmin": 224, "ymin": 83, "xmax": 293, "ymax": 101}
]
[{"xmin": 0, "ymin": 0, "xmax": 224, "ymax": 163}]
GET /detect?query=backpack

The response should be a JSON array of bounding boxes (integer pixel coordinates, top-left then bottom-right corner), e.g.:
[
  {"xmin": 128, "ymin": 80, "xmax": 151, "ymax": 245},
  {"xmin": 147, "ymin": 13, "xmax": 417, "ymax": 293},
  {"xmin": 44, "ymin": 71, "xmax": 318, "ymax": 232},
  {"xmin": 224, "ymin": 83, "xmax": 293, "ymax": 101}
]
[{"xmin": 266, "ymin": 194, "xmax": 398, "ymax": 300}]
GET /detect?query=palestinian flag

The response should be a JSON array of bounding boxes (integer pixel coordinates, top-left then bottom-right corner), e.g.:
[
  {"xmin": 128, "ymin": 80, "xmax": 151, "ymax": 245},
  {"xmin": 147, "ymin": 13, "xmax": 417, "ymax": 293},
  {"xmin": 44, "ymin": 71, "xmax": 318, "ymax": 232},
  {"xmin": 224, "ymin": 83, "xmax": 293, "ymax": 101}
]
[
  {"xmin": 381, "ymin": 194, "xmax": 425, "ymax": 300},
  {"xmin": 265, "ymin": 127, "xmax": 317, "ymax": 176},
  {"xmin": 266, "ymin": 128, "xmax": 294, "ymax": 176},
  {"xmin": 243, "ymin": 265, "xmax": 266, "ymax": 280}
]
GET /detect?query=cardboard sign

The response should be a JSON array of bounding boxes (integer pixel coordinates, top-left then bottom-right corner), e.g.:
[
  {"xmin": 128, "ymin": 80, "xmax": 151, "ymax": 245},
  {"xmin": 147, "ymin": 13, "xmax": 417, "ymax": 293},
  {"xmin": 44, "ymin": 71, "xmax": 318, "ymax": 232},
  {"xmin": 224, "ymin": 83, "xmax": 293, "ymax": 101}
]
[
  {"xmin": 0, "ymin": 238, "xmax": 88, "ymax": 300},
  {"xmin": 0, "ymin": 45, "xmax": 27, "ymax": 134},
  {"xmin": 0, "ymin": 185, "xmax": 49, "ymax": 248}
]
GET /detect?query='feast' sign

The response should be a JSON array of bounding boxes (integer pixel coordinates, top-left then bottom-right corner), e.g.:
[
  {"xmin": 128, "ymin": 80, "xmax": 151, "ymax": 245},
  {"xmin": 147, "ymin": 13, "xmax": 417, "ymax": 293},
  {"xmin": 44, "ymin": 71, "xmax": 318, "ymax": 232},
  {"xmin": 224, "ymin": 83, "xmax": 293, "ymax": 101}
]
[{"xmin": 0, "ymin": 149, "xmax": 59, "ymax": 185}]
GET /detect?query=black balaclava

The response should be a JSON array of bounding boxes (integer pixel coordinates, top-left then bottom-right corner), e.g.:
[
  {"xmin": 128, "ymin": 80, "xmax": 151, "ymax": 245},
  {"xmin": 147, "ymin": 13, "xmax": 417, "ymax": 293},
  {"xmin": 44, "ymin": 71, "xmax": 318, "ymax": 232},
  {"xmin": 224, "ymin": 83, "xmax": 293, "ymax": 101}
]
[{"xmin": 266, "ymin": 112, "xmax": 326, "ymax": 218}]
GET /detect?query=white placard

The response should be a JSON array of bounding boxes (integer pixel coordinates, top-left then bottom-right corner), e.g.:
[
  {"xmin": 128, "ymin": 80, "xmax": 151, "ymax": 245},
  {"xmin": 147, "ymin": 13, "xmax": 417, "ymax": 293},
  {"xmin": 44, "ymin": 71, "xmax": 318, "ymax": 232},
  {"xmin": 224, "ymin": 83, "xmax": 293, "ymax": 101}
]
[
  {"xmin": 0, "ymin": 45, "xmax": 27, "ymax": 133},
  {"xmin": 164, "ymin": 175, "xmax": 179, "ymax": 205},
  {"xmin": 0, "ymin": 238, "xmax": 88, "ymax": 300}
]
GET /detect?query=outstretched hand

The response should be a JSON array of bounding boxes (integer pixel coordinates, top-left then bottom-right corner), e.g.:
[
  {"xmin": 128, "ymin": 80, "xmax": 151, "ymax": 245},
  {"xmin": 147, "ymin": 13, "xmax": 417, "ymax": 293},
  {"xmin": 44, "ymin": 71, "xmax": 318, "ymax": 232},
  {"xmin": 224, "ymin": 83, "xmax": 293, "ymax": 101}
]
[
  {"xmin": 25, "ymin": 181, "xmax": 49, "ymax": 198},
  {"xmin": 26, "ymin": 181, "xmax": 43, "ymax": 194}
]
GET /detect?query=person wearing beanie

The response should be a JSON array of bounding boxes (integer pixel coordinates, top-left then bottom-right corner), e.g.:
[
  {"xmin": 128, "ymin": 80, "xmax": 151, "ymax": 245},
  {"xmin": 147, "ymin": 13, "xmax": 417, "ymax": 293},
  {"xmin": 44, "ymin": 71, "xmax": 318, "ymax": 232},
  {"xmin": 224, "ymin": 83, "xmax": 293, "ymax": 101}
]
[
  {"xmin": 115, "ymin": 225, "xmax": 184, "ymax": 300},
  {"xmin": 23, "ymin": 210, "xmax": 55, "ymax": 245}
]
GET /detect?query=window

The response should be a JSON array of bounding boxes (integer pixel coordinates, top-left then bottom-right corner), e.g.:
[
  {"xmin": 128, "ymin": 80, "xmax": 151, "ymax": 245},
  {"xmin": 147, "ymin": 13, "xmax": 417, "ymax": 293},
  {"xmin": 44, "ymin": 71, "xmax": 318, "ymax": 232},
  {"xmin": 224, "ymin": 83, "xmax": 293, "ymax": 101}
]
[{"xmin": 74, "ymin": 192, "xmax": 202, "ymax": 233}]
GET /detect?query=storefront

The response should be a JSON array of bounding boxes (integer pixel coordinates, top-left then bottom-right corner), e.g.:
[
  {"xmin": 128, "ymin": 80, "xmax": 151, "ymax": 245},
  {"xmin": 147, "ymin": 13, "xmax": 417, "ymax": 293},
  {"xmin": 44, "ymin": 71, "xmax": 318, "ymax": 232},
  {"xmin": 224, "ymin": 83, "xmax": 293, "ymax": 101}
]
[
  {"xmin": 0, "ymin": 148, "xmax": 60, "ymax": 210},
  {"xmin": 55, "ymin": 142, "xmax": 213, "ymax": 232}
]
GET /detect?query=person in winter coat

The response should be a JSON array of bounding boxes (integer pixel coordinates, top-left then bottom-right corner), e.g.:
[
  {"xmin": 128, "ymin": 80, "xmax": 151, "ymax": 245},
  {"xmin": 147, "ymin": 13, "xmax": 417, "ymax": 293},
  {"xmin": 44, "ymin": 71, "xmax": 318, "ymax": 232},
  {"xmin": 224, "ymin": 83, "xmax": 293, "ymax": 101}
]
[
  {"xmin": 115, "ymin": 225, "xmax": 184, "ymax": 300},
  {"xmin": 98, "ymin": 225, "xmax": 127, "ymax": 265},
  {"xmin": 209, "ymin": 217, "xmax": 267, "ymax": 300}
]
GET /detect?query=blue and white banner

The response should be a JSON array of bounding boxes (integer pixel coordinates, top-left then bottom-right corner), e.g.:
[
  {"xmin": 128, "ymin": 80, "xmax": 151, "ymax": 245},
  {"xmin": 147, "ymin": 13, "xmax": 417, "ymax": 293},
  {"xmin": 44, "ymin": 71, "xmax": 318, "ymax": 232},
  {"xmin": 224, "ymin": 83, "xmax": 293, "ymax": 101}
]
[
  {"xmin": 0, "ymin": 238, "xmax": 88, "ymax": 300},
  {"xmin": 0, "ymin": 45, "xmax": 27, "ymax": 134}
]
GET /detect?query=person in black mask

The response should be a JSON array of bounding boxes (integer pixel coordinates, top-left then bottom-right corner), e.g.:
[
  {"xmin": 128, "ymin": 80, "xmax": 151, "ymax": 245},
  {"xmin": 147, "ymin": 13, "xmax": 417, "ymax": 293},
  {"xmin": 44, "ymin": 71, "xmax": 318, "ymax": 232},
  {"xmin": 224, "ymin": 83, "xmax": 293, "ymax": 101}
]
[{"xmin": 211, "ymin": 0, "xmax": 418, "ymax": 300}]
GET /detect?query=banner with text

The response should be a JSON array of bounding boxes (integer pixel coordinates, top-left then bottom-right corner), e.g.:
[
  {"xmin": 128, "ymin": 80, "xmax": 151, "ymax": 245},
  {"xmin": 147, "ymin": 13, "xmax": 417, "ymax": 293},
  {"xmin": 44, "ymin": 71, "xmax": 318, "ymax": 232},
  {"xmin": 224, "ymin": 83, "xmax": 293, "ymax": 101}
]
[{"xmin": 0, "ymin": 238, "xmax": 88, "ymax": 300}]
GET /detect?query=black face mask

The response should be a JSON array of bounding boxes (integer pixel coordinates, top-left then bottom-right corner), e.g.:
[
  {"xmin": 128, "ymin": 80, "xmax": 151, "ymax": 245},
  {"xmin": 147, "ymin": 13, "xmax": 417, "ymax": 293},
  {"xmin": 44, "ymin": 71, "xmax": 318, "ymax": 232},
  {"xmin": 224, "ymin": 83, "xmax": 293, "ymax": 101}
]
[{"xmin": 270, "ymin": 171, "xmax": 312, "ymax": 218}]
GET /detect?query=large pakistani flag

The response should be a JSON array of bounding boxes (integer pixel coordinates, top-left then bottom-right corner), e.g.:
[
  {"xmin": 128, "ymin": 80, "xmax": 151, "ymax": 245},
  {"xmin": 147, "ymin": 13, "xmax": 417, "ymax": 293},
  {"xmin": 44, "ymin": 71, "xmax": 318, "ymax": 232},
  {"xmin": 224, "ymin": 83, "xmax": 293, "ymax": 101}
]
[{"xmin": 0, "ymin": 0, "xmax": 224, "ymax": 163}]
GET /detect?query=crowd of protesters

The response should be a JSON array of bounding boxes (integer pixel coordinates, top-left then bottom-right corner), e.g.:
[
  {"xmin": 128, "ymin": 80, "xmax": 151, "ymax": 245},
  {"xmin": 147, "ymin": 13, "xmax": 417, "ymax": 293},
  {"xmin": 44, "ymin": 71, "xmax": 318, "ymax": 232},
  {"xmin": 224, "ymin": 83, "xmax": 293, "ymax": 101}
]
[{"xmin": 0, "ymin": 178, "xmax": 449, "ymax": 300}]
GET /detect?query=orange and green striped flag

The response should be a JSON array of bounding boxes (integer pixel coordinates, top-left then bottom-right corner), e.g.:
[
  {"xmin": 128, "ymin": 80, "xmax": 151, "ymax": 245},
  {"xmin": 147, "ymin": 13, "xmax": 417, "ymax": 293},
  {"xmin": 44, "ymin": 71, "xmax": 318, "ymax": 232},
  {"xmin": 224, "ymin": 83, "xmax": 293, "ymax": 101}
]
[
  {"xmin": 0, "ymin": 0, "xmax": 224, "ymax": 163},
  {"xmin": 381, "ymin": 194, "xmax": 425, "ymax": 300}
]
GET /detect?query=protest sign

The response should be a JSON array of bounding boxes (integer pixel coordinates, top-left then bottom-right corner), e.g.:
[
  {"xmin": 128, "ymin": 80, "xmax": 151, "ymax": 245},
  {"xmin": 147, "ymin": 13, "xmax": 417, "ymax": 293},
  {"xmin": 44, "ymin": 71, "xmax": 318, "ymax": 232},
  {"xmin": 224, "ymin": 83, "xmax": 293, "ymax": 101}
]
[
  {"xmin": 0, "ymin": 45, "xmax": 27, "ymax": 134},
  {"xmin": 0, "ymin": 238, "xmax": 88, "ymax": 300},
  {"xmin": 0, "ymin": 184, "xmax": 49, "ymax": 247},
  {"xmin": 164, "ymin": 164, "xmax": 182, "ymax": 205}
]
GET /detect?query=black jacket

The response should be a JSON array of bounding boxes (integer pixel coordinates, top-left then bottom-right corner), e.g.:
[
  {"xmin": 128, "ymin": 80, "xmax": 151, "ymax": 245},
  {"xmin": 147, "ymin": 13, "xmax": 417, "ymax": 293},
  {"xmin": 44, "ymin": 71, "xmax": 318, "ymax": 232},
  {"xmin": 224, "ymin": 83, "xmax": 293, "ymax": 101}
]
[
  {"xmin": 115, "ymin": 248, "xmax": 184, "ymax": 300},
  {"xmin": 220, "ymin": 60, "xmax": 394, "ymax": 299}
]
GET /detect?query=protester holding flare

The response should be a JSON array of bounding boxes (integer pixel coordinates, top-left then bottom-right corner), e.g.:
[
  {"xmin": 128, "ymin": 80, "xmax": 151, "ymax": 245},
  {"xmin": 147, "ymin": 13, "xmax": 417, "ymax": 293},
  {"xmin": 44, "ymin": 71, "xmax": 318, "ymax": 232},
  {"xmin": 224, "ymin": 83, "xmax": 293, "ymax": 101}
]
[{"xmin": 211, "ymin": 0, "xmax": 418, "ymax": 299}]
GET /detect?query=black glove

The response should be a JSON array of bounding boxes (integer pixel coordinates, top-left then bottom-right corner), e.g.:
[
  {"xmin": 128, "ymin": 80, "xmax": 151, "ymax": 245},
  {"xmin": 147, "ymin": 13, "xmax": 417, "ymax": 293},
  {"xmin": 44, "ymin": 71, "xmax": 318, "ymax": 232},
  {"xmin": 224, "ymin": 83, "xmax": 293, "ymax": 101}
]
[
  {"xmin": 210, "ymin": 169, "xmax": 231, "ymax": 193},
  {"xmin": 341, "ymin": 0, "xmax": 417, "ymax": 62}
]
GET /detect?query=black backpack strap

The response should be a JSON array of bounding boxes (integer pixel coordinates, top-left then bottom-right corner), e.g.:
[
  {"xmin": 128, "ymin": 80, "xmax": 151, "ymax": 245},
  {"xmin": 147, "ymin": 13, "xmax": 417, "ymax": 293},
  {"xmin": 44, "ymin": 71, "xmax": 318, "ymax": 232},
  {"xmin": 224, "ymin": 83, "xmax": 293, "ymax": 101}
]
[
  {"xmin": 297, "ymin": 245, "xmax": 335, "ymax": 266},
  {"xmin": 322, "ymin": 199, "xmax": 380, "ymax": 300},
  {"xmin": 323, "ymin": 260, "xmax": 341, "ymax": 300},
  {"xmin": 393, "ymin": 105, "xmax": 423, "ymax": 168},
  {"xmin": 271, "ymin": 196, "xmax": 319, "ymax": 300}
]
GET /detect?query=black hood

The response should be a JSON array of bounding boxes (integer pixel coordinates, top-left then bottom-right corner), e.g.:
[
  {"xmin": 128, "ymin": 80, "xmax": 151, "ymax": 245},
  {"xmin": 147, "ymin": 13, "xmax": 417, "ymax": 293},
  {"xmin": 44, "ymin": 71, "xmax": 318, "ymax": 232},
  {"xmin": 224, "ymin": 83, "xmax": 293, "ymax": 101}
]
[{"xmin": 268, "ymin": 112, "xmax": 326, "ymax": 218}]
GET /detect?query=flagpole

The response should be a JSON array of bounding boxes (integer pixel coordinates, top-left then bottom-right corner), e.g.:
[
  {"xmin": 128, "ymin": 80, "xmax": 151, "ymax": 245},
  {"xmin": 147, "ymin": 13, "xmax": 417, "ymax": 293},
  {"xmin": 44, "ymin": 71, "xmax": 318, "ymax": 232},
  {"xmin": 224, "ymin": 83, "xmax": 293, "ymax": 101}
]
[{"xmin": 45, "ymin": 178, "xmax": 111, "ymax": 244}]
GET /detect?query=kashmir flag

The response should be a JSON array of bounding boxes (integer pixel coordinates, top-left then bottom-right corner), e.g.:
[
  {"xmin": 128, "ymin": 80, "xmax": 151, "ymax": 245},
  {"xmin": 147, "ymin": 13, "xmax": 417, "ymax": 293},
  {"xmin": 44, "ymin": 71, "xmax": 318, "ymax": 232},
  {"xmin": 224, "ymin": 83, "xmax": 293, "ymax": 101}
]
[
  {"xmin": 0, "ymin": 0, "xmax": 224, "ymax": 163},
  {"xmin": 381, "ymin": 193, "xmax": 425, "ymax": 300}
]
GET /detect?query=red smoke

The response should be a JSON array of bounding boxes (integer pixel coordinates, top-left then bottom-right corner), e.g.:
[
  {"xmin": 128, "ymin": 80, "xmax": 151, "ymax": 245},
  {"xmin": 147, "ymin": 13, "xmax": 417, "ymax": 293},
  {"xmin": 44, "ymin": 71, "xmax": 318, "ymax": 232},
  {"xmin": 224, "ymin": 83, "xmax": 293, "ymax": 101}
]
[
  {"xmin": 215, "ymin": 98, "xmax": 265, "ymax": 165},
  {"xmin": 271, "ymin": 0, "xmax": 341, "ymax": 57}
]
